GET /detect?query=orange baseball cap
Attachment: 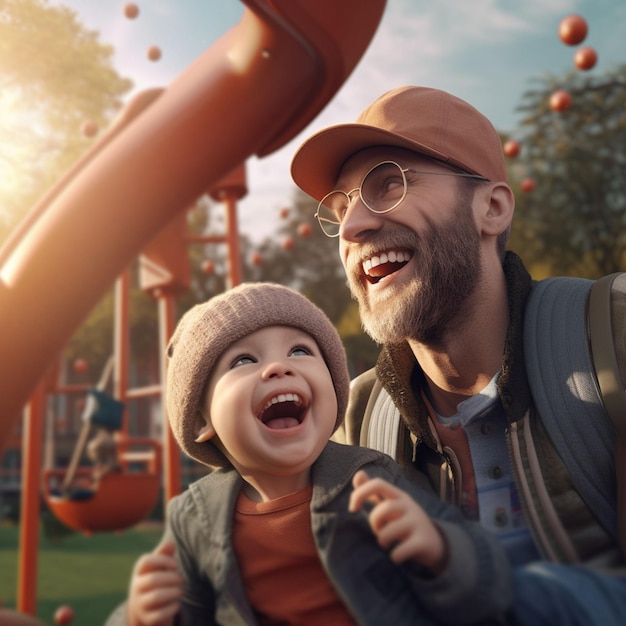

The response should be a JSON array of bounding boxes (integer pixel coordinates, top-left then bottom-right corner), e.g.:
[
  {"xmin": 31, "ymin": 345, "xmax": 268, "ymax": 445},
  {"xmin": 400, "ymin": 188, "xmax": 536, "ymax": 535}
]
[{"xmin": 291, "ymin": 86, "xmax": 507, "ymax": 201}]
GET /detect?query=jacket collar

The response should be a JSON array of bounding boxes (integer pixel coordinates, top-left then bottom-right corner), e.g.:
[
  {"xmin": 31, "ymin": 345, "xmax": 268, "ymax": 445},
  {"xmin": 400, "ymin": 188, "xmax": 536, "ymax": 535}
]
[
  {"xmin": 375, "ymin": 251, "xmax": 533, "ymax": 444},
  {"xmin": 311, "ymin": 441, "xmax": 382, "ymax": 507},
  {"xmin": 194, "ymin": 441, "xmax": 382, "ymax": 514}
]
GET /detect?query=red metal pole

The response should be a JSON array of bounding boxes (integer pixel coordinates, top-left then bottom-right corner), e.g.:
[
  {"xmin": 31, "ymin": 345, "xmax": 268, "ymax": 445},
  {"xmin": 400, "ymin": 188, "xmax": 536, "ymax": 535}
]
[
  {"xmin": 159, "ymin": 294, "xmax": 181, "ymax": 500},
  {"xmin": 224, "ymin": 194, "xmax": 242, "ymax": 288},
  {"xmin": 114, "ymin": 271, "xmax": 130, "ymax": 435},
  {"xmin": 17, "ymin": 383, "xmax": 45, "ymax": 615}
]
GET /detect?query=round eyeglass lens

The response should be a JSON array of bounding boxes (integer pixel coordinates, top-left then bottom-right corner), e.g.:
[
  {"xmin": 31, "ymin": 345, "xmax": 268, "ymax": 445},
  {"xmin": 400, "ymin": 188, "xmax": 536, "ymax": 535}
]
[
  {"xmin": 316, "ymin": 191, "xmax": 347, "ymax": 236},
  {"xmin": 360, "ymin": 161, "xmax": 407, "ymax": 214}
]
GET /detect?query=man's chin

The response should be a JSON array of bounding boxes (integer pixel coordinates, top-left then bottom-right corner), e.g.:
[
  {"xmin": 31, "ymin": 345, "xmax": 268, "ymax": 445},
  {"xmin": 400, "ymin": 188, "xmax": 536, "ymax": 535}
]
[{"xmin": 360, "ymin": 301, "xmax": 407, "ymax": 345}]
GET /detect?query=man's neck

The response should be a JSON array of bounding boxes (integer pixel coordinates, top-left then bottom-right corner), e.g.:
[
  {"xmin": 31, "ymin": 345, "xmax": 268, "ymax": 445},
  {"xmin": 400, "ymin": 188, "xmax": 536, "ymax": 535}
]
[{"xmin": 408, "ymin": 268, "xmax": 509, "ymax": 417}]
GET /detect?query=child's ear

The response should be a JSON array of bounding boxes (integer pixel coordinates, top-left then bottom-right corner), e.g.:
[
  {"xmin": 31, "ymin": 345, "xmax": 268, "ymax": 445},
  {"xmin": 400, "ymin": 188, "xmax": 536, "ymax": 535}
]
[{"xmin": 194, "ymin": 412, "xmax": 215, "ymax": 443}]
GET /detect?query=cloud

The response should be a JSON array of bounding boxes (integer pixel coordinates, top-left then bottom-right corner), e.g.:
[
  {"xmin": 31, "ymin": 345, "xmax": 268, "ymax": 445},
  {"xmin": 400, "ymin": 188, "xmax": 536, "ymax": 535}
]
[{"xmin": 43, "ymin": 0, "xmax": 618, "ymax": 248}]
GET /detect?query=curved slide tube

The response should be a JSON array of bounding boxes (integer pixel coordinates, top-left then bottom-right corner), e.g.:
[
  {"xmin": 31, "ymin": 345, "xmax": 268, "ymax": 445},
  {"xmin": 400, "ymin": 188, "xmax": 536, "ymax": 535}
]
[{"xmin": 0, "ymin": 0, "xmax": 386, "ymax": 451}]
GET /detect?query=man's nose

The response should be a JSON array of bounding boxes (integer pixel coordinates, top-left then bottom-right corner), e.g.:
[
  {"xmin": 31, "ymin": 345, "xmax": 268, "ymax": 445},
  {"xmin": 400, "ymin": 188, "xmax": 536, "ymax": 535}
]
[{"xmin": 340, "ymin": 196, "xmax": 384, "ymax": 241}]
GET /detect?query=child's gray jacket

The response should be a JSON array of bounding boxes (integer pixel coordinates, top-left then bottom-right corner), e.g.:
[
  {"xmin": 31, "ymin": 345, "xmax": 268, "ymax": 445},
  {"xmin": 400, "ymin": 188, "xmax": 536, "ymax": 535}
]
[{"xmin": 165, "ymin": 442, "xmax": 511, "ymax": 625}]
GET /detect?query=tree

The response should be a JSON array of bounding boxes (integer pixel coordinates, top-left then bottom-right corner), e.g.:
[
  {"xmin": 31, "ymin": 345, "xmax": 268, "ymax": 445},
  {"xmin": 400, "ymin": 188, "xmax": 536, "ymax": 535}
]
[
  {"xmin": 508, "ymin": 64, "xmax": 626, "ymax": 278},
  {"xmin": 245, "ymin": 189, "xmax": 379, "ymax": 374},
  {"xmin": 248, "ymin": 191, "xmax": 349, "ymax": 319},
  {"xmin": 0, "ymin": 0, "xmax": 133, "ymax": 243},
  {"xmin": 0, "ymin": 0, "xmax": 140, "ymax": 402}
]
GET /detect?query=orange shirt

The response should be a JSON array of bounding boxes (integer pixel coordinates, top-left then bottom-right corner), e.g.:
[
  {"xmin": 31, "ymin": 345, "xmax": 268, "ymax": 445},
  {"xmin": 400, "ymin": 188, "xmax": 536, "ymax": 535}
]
[{"xmin": 233, "ymin": 486, "xmax": 357, "ymax": 626}]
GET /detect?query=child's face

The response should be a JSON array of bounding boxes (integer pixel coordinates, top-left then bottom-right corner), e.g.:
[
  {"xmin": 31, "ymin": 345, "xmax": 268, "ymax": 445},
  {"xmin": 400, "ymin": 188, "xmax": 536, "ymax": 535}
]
[{"xmin": 197, "ymin": 325, "xmax": 337, "ymax": 493}]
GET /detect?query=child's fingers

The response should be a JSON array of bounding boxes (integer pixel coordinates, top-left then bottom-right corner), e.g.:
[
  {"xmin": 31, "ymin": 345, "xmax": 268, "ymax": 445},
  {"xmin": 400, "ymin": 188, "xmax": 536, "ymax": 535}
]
[
  {"xmin": 350, "ymin": 471, "xmax": 448, "ymax": 574},
  {"xmin": 352, "ymin": 469, "xmax": 370, "ymax": 489},
  {"xmin": 128, "ymin": 542, "xmax": 183, "ymax": 626},
  {"xmin": 150, "ymin": 602, "xmax": 181, "ymax": 626},
  {"xmin": 135, "ymin": 568, "xmax": 184, "ymax": 593},
  {"xmin": 135, "ymin": 589, "xmax": 182, "ymax": 626},
  {"xmin": 134, "ymin": 553, "xmax": 177, "ymax": 577},
  {"xmin": 133, "ymin": 542, "xmax": 180, "ymax": 577},
  {"xmin": 349, "ymin": 473, "xmax": 405, "ymax": 512},
  {"xmin": 349, "ymin": 470, "xmax": 377, "ymax": 512},
  {"xmin": 130, "ymin": 564, "xmax": 184, "ymax": 626},
  {"xmin": 154, "ymin": 540, "xmax": 177, "ymax": 558},
  {"xmin": 138, "ymin": 580, "xmax": 184, "ymax": 609}
]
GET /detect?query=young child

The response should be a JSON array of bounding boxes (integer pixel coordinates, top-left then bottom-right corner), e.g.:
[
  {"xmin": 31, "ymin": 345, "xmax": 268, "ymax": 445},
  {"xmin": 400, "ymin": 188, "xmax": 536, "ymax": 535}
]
[{"xmin": 111, "ymin": 283, "xmax": 514, "ymax": 626}]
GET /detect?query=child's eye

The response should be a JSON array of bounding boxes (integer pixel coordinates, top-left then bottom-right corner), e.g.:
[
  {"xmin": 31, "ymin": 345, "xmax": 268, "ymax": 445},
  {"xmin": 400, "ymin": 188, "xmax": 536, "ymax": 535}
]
[
  {"xmin": 290, "ymin": 345, "xmax": 313, "ymax": 357},
  {"xmin": 231, "ymin": 354, "xmax": 256, "ymax": 368}
]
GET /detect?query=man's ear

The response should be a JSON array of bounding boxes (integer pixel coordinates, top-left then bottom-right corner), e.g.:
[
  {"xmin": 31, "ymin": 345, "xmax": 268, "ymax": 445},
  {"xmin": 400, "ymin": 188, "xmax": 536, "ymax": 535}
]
[
  {"xmin": 194, "ymin": 412, "xmax": 215, "ymax": 443},
  {"xmin": 478, "ymin": 182, "xmax": 515, "ymax": 237}
]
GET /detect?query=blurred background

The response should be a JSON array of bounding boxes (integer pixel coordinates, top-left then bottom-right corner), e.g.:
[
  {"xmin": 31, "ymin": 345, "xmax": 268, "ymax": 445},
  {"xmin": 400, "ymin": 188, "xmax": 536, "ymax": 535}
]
[{"xmin": 0, "ymin": 2, "xmax": 624, "ymax": 623}]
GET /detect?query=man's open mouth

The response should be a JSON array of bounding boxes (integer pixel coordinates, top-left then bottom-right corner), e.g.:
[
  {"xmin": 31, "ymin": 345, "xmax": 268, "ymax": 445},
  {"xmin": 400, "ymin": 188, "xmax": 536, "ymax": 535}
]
[
  {"xmin": 258, "ymin": 393, "xmax": 307, "ymax": 429},
  {"xmin": 362, "ymin": 249, "xmax": 412, "ymax": 283}
]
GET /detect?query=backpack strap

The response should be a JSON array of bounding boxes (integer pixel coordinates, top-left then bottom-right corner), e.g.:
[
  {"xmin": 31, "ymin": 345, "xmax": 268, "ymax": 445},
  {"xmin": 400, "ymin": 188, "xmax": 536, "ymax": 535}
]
[
  {"xmin": 366, "ymin": 379, "xmax": 402, "ymax": 458},
  {"xmin": 588, "ymin": 274, "xmax": 626, "ymax": 433},
  {"xmin": 588, "ymin": 273, "xmax": 626, "ymax": 556},
  {"xmin": 524, "ymin": 277, "xmax": 618, "ymax": 541}
]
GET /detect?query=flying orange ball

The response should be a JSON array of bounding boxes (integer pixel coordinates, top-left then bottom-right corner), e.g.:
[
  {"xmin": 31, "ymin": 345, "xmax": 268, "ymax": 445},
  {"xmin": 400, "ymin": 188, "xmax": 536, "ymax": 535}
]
[
  {"xmin": 124, "ymin": 3, "xmax": 139, "ymax": 19},
  {"xmin": 201, "ymin": 260, "xmax": 215, "ymax": 275},
  {"xmin": 54, "ymin": 604, "xmax": 75, "ymax": 625},
  {"xmin": 297, "ymin": 222, "xmax": 312, "ymax": 237},
  {"xmin": 558, "ymin": 15, "xmax": 588, "ymax": 46},
  {"xmin": 73, "ymin": 358, "xmax": 89, "ymax": 375},
  {"xmin": 503, "ymin": 140, "xmax": 520, "ymax": 158},
  {"xmin": 549, "ymin": 90, "xmax": 572, "ymax": 112},
  {"xmin": 147, "ymin": 46, "xmax": 161, "ymax": 61},
  {"xmin": 81, "ymin": 120, "xmax": 98, "ymax": 138},
  {"xmin": 574, "ymin": 46, "xmax": 598, "ymax": 70}
]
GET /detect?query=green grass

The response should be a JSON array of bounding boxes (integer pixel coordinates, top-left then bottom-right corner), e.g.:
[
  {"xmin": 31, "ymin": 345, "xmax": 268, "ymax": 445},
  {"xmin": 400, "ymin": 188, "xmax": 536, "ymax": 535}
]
[{"xmin": 0, "ymin": 519, "xmax": 163, "ymax": 625}]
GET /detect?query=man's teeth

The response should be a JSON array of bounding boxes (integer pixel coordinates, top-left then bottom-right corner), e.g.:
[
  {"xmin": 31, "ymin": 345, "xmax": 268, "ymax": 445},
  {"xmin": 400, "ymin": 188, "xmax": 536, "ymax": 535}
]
[
  {"xmin": 263, "ymin": 393, "xmax": 301, "ymax": 411},
  {"xmin": 363, "ymin": 250, "xmax": 410, "ymax": 274}
]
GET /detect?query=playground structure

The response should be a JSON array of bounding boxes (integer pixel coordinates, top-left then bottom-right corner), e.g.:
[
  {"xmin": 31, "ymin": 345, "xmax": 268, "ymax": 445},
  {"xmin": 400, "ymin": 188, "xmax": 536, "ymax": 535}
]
[{"xmin": 0, "ymin": 0, "xmax": 387, "ymax": 622}]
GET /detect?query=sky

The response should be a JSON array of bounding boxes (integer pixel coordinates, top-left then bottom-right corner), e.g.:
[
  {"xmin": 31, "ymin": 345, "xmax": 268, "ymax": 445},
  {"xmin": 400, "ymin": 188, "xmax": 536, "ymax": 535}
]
[{"xmin": 52, "ymin": 0, "xmax": 625, "ymax": 244}]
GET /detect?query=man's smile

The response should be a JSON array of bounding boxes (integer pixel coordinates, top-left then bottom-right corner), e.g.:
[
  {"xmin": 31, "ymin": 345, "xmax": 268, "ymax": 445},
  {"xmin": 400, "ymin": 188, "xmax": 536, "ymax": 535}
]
[{"xmin": 362, "ymin": 248, "xmax": 413, "ymax": 283}]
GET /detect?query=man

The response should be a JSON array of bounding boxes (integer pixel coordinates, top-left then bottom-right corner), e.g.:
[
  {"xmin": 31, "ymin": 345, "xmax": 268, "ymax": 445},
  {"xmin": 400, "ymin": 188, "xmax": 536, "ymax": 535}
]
[{"xmin": 290, "ymin": 86, "xmax": 625, "ymax": 599}]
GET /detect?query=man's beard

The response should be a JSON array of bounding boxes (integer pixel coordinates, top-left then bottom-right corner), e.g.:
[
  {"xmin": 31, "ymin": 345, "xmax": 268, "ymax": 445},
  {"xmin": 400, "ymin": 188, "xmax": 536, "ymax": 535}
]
[{"xmin": 347, "ymin": 204, "xmax": 481, "ymax": 346}]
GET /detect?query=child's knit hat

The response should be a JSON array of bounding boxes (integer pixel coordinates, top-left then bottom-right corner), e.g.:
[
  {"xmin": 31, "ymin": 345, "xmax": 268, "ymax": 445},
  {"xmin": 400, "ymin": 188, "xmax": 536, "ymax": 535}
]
[{"xmin": 166, "ymin": 282, "xmax": 351, "ymax": 468}]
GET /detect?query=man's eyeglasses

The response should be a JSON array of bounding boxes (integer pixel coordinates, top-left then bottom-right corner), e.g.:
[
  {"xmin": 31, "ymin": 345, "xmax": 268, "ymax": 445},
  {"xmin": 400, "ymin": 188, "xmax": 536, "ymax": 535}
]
[{"xmin": 314, "ymin": 160, "xmax": 488, "ymax": 238}]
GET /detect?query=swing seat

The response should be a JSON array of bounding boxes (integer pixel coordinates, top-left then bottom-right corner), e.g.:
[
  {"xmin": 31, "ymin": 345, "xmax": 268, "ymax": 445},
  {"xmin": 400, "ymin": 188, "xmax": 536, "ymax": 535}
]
[
  {"xmin": 43, "ymin": 438, "xmax": 161, "ymax": 534},
  {"xmin": 84, "ymin": 388, "xmax": 124, "ymax": 430}
]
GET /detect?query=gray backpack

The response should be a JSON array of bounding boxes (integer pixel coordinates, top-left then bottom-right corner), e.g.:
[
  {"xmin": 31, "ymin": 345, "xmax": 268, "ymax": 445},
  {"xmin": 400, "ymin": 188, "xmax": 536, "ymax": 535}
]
[
  {"xmin": 524, "ymin": 272, "xmax": 626, "ymax": 555},
  {"xmin": 365, "ymin": 273, "xmax": 626, "ymax": 555}
]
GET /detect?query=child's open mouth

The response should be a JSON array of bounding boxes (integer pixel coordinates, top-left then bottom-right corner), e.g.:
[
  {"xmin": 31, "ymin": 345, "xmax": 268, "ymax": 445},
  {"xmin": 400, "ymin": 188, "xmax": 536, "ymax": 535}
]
[{"xmin": 259, "ymin": 393, "xmax": 306, "ymax": 429}]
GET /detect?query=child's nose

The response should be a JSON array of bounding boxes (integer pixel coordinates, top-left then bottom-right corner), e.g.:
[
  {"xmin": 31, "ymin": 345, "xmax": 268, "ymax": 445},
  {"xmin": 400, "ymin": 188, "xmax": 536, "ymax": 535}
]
[{"xmin": 261, "ymin": 360, "xmax": 294, "ymax": 379}]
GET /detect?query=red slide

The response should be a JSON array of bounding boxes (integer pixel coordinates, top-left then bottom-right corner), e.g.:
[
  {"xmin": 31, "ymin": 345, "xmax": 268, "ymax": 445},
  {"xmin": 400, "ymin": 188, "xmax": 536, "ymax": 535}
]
[{"xmin": 0, "ymin": 0, "xmax": 386, "ymax": 453}]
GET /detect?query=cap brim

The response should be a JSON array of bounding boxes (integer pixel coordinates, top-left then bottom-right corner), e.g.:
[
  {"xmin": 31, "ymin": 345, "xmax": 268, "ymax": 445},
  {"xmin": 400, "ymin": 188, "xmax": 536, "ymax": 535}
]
[{"xmin": 290, "ymin": 123, "xmax": 450, "ymax": 201}]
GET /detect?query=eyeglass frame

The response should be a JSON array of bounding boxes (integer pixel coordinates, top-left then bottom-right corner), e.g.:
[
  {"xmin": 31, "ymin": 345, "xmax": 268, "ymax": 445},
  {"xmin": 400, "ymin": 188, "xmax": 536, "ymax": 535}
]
[{"xmin": 314, "ymin": 159, "xmax": 490, "ymax": 237}]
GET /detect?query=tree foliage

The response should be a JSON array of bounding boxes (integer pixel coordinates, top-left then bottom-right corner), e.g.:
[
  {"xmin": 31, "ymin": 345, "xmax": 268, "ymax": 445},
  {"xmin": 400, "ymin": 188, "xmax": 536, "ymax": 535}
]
[
  {"xmin": 508, "ymin": 64, "xmax": 626, "ymax": 278},
  {"xmin": 0, "ymin": 0, "xmax": 134, "ymax": 388},
  {"xmin": 0, "ymin": 0, "xmax": 132, "ymax": 242},
  {"xmin": 242, "ymin": 190, "xmax": 380, "ymax": 374},
  {"xmin": 246, "ymin": 192, "xmax": 349, "ymax": 320}
]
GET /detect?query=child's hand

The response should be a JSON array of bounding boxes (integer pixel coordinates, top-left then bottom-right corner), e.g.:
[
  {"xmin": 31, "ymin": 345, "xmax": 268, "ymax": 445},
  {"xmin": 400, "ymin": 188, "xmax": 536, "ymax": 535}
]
[
  {"xmin": 349, "ymin": 469, "xmax": 448, "ymax": 576},
  {"xmin": 128, "ymin": 541, "xmax": 184, "ymax": 626}
]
